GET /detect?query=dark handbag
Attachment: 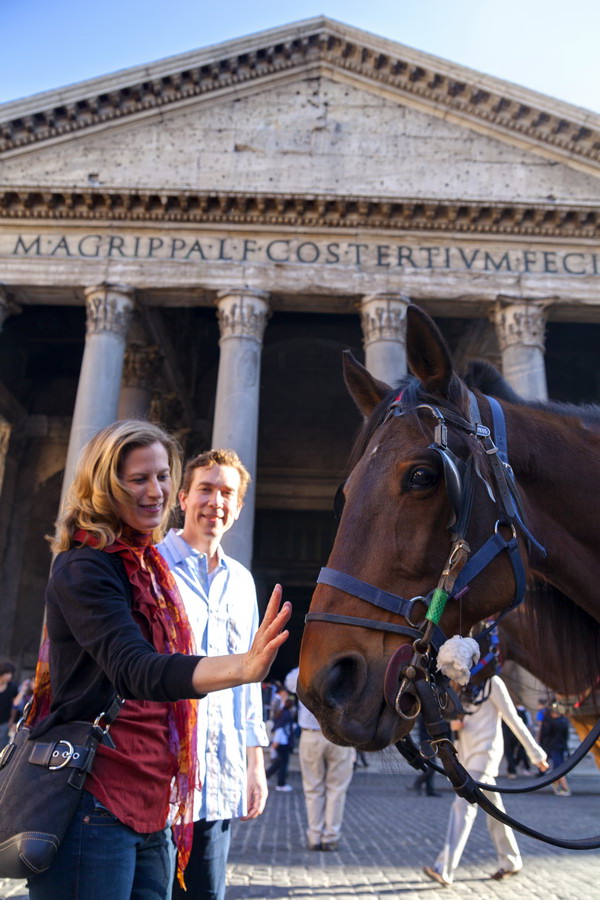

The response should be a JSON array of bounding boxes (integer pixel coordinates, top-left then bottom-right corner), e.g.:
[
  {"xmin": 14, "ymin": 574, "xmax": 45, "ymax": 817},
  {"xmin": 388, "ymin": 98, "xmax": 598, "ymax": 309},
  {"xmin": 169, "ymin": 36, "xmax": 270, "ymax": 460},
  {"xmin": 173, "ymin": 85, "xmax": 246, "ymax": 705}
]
[{"xmin": 0, "ymin": 697, "xmax": 123, "ymax": 880}]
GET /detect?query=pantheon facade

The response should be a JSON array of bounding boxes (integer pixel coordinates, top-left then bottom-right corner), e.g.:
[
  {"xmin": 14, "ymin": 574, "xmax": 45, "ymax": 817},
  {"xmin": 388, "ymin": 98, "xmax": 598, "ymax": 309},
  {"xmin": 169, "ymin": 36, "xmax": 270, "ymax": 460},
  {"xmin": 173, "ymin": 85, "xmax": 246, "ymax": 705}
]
[{"xmin": 1, "ymin": 18, "xmax": 599, "ymax": 677}]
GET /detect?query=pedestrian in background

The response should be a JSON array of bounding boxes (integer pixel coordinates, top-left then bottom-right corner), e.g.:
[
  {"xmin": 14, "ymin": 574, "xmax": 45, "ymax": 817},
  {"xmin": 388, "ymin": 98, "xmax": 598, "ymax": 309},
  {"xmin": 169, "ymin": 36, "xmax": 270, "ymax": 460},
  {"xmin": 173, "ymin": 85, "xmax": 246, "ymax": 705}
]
[
  {"xmin": 540, "ymin": 704, "xmax": 571, "ymax": 796},
  {"xmin": 423, "ymin": 634, "xmax": 548, "ymax": 887},
  {"xmin": 266, "ymin": 690, "xmax": 295, "ymax": 791},
  {"xmin": 285, "ymin": 666, "xmax": 355, "ymax": 851}
]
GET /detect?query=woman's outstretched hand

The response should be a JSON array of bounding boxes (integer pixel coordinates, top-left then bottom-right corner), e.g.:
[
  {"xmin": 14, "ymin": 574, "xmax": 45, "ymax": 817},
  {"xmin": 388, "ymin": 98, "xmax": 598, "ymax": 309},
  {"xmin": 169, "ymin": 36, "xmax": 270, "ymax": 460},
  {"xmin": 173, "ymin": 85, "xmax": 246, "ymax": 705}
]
[
  {"xmin": 191, "ymin": 585, "xmax": 291, "ymax": 695},
  {"xmin": 243, "ymin": 584, "xmax": 291, "ymax": 683}
]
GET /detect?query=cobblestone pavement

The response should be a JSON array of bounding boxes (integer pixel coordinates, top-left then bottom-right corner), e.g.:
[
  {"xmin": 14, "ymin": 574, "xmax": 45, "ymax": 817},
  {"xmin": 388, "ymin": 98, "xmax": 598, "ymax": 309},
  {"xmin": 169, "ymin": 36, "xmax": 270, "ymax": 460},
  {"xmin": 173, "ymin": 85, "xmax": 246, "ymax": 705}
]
[{"xmin": 2, "ymin": 750, "xmax": 599, "ymax": 899}]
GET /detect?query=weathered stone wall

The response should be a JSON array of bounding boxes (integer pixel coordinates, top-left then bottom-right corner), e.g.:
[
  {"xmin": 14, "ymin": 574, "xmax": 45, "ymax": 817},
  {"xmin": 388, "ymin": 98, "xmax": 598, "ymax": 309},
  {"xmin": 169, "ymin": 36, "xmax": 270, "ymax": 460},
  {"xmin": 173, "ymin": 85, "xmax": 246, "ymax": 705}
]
[{"xmin": 2, "ymin": 77, "xmax": 598, "ymax": 205}]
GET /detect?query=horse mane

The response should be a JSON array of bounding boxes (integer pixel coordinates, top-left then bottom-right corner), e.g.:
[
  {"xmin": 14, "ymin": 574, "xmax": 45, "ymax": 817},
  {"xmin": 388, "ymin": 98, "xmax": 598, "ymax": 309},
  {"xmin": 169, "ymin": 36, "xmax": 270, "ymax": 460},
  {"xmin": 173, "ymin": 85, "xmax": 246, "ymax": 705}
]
[
  {"xmin": 524, "ymin": 581, "xmax": 600, "ymax": 702},
  {"xmin": 465, "ymin": 360, "xmax": 600, "ymax": 695},
  {"xmin": 464, "ymin": 359, "xmax": 600, "ymax": 428}
]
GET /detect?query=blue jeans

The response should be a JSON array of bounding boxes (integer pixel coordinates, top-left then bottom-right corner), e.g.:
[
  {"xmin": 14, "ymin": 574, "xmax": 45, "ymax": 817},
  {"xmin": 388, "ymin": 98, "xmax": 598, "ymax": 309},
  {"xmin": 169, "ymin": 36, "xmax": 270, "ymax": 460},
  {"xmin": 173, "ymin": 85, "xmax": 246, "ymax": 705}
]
[
  {"xmin": 28, "ymin": 790, "xmax": 171, "ymax": 900},
  {"xmin": 171, "ymin": 818, "xmax": 231, "ymax": 900}
]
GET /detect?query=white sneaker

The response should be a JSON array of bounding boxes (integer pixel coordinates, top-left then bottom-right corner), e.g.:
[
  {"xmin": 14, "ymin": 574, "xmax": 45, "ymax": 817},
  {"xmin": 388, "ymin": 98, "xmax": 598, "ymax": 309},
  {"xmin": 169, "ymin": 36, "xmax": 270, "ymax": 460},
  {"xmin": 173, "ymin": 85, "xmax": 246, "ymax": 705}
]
[{"xmin": 275, "ymin": 784, "xmax": 293, "ymax": 792}]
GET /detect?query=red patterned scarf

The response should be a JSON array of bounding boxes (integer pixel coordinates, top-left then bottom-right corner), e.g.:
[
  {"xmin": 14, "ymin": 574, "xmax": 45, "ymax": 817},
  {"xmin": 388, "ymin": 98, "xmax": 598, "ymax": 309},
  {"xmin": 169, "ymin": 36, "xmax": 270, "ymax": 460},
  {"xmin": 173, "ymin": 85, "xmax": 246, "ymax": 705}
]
[{"xmin": 30, "ymin": 529, "xmax": 199, "ymax": 888}]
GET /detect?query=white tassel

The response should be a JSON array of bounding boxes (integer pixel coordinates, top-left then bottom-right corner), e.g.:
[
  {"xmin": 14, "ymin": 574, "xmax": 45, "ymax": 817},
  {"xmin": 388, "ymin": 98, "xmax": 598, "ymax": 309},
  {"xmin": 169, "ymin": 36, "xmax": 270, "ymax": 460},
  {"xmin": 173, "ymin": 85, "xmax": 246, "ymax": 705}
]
[{"xmin": 436, "ymin": 635, "xmax": 480, "ymax": 685}]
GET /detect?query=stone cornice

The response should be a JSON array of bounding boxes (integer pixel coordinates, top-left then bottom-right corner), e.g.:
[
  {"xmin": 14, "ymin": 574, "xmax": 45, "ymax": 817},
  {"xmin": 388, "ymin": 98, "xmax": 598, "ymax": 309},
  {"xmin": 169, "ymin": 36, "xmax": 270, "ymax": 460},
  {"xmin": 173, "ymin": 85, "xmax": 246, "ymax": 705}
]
[
  {"xmin": 1, "ymin": 19, "xmax": 599, "ymax": 167},
  {"xmin": 1, "ymin": 187, "xmax": 598, "ymax": 238}
]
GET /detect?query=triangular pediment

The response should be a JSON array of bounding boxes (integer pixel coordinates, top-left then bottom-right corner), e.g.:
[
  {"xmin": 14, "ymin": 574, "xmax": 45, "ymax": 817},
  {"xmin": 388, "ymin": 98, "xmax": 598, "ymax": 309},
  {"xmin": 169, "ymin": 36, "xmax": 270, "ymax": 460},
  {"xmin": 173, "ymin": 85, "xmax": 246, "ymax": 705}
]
[
  {"xmin": 1, "ymin": 74, "xmax": 599, "ymax": 208},
  {"xmin": 1, "ymin": 16, "xmax": 599, "ymax": 178},
  {"xmin": 1, "ymin": 19, "xmax": 598, "ymax": 241}
]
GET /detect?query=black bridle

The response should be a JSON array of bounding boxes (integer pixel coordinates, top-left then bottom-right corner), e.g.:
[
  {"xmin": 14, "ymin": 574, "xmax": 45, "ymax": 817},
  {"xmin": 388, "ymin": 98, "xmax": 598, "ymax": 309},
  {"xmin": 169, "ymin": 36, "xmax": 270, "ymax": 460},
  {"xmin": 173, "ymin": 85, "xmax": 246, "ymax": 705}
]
[{"xmin": 306, "ymin": 388, "xmax": 544, "ymax": 668}]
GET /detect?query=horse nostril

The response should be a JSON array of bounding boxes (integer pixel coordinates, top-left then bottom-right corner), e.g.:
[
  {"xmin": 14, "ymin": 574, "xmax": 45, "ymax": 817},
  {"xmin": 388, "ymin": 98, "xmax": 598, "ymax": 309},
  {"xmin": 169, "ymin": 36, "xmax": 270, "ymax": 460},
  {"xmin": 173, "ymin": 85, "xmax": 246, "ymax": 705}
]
[{"xmin": 321, "ymin": 654, "xmax": 367, "ymax": 708}]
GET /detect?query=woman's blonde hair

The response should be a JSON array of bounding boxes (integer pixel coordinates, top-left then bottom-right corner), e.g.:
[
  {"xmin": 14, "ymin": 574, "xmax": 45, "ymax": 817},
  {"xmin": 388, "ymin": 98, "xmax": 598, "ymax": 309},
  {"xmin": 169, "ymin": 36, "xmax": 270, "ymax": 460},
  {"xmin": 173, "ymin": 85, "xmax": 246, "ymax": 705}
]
[{"xmin": 51, "ymin": 420, "xmax": 182, "ymax": 553}]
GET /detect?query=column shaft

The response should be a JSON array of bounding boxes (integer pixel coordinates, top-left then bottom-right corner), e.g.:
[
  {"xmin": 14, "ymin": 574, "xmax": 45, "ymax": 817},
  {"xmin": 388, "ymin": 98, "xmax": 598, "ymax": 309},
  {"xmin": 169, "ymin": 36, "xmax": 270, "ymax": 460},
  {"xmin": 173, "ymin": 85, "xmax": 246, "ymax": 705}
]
[
  {"xmin": 360, "ymin": 293, "xmax": 410, "ymax": 384},
  {"xmin": 60, "ymin": 284, "xmax": 134, "ymax": 508},
  {"xmin": 211, "ymin": 290, "xmax": 269, "ymax": 568},
  {"xmin": 0, "ymin": 288, "xmax": 21, "ymax": 497},
  {"xmin": 118, "ymin": 344, "xmax": 162, "ymax": 419}
]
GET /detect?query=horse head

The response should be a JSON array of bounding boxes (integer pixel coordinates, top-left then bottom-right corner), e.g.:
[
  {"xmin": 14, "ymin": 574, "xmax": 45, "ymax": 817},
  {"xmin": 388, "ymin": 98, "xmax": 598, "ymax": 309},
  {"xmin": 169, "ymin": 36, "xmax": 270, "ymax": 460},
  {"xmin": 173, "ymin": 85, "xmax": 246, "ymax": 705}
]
[{"xmin": 299, "ymin": 305, "xmax": 532, "ymax": 750}]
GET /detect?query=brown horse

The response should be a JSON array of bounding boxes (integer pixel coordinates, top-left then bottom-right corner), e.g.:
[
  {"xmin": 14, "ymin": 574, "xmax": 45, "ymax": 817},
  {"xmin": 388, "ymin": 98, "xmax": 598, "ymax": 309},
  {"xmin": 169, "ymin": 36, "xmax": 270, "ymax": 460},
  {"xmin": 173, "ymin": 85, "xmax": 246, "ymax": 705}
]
[{"xmin": 298, "ymin": 305, "xmax": 600, "ymax": 752}]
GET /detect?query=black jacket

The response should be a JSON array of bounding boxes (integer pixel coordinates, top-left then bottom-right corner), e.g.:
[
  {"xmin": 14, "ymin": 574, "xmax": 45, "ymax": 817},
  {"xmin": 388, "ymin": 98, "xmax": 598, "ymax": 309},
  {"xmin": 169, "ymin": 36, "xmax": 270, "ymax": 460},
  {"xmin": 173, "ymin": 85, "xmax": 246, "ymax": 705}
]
[
  {"xmin": 32, "ymin": 546, "xmax": 204, "ymax": 736},
  {"xmin": 540, "ymin": 713, "xmax": 569, "ymax": 755}
]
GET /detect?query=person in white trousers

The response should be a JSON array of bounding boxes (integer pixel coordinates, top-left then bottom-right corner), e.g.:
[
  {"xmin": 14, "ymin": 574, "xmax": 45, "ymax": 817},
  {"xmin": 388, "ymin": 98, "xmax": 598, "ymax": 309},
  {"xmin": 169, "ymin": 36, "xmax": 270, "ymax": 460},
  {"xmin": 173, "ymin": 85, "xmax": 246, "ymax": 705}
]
[
  {"xmin": 424, "ymin": 651, "xmax": 548, "ymax": 885},
  {"xmin": 285, "ymin": 667, "xmax": 356, "ymax": 851}
]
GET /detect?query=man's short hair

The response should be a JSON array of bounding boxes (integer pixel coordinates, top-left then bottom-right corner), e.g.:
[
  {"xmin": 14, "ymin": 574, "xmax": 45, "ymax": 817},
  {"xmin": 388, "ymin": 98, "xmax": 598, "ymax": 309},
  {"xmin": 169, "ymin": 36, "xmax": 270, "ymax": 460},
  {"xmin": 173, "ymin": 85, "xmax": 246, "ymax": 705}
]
[
  {"xmin": 0, "ymin": 661, "xmax": 15, "ymax": 677},
  {"xmin": 180, "ymin": 448, "xmax": 251, "ymax": 501}
]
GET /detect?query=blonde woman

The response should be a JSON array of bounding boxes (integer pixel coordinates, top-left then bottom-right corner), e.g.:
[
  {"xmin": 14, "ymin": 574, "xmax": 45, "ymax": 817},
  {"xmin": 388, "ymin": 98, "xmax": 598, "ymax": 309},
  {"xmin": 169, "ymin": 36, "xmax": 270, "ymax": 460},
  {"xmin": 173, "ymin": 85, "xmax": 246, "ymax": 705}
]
[{"xmin": 27, "ymin": 420, "xmax": 290, "ymax": 900}]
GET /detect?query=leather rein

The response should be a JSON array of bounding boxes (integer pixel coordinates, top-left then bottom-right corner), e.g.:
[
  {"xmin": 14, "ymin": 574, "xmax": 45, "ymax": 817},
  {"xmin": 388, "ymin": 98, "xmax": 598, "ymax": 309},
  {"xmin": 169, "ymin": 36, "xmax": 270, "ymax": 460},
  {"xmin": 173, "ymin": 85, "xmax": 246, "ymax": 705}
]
[{"xmin": 305, "ymin": 387, "xmax": 600, "ymax": 850}]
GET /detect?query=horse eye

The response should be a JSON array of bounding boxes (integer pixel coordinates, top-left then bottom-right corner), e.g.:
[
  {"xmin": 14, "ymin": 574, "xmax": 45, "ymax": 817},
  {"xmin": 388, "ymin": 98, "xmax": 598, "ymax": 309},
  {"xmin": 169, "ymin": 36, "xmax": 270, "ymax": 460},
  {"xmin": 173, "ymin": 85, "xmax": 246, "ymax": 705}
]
[{"xmin": 408, "ymin": 467, "xmax": 438, "ymax": 488}]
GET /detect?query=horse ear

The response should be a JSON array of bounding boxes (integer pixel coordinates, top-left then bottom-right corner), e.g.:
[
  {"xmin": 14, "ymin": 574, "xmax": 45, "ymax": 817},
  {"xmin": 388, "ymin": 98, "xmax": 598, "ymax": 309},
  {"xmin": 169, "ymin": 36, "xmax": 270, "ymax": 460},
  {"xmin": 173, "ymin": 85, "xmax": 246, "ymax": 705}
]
[
  {"xmin": 342, "ymin": 350, "xmax": 391, "ymax": 416},
  {"xmin": 406, "ymin": 305, "xmax": 453, "ymax": 396}
]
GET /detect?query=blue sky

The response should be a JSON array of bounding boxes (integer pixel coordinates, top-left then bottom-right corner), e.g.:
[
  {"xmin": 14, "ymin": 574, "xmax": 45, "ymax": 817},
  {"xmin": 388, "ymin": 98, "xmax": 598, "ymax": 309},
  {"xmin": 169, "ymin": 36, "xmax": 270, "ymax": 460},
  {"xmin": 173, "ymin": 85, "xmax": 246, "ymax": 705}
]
[{"xmin": 1, "ymin": 0, "xmax": 598, "ymax": 112}]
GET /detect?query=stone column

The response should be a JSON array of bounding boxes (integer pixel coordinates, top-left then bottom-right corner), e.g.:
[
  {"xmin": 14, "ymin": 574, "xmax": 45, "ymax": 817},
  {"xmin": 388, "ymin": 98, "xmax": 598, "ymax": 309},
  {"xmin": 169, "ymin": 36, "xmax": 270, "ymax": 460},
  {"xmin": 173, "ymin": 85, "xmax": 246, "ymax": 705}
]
[
  {"xmin": 118, "ymin": 343, "xmax": 162, "ymax": 419},
  {"xmin": 359, "ymin": 292, "xmax": 411, "ymax": 384},
  {"xmin": 211, "ymin": 290, "xmax": 270, "ymax": 568},
  {"xmin": 60, "ymin": 284, "xmax": 134, "ymax": 508},
  {"xmin": 492, "ymin": 299, "xmax": 551, "ymax": 400},
  {"xmin": 0, "ymin": 288, "xmax": 22, "ymax": 496}
]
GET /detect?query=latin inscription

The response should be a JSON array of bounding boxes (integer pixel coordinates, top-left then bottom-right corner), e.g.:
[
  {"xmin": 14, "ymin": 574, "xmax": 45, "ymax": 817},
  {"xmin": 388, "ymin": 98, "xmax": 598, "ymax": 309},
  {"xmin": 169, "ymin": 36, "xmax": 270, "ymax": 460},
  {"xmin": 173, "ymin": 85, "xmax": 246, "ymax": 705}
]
[{"xmin": 8, "ymin": 233, "xmax": 600, "ymax": 277}]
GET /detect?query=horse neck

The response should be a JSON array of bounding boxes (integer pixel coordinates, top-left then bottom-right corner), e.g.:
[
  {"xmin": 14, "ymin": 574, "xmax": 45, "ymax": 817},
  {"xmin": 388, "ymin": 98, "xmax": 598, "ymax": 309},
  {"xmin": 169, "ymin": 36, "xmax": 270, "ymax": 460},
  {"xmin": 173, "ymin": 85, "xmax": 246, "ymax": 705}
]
[{"xmin": 504, "ymin": 402, "xmax": 600, "ymax": 610}]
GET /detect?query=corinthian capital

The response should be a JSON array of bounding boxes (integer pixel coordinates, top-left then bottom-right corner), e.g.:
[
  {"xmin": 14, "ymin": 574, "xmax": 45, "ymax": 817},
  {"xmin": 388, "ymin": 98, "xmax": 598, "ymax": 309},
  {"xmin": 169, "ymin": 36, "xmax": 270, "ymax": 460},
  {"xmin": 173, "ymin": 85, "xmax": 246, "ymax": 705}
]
[
  {"xmin": 84, "ymin": 284, "xmax": 135, "ymax": 338},
  {"xmin": 216, "ymin": 290, "xmax": 270, "ymax": 343},
  {"xmin": 492, "ymin": 298, "xmax": 552, "ymax": 352},
  {"xmin": 360, "ymin": 292, "xmax": 411, "ymax": 344}
]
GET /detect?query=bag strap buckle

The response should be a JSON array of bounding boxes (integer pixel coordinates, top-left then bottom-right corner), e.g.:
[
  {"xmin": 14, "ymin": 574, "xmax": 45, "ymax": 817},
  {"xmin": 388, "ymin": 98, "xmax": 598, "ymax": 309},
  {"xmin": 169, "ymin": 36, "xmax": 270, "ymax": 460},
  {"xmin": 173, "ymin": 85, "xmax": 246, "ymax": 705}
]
[{"xmin": 48, "ymin": 740, "xmax": 75, "ymax": 771}]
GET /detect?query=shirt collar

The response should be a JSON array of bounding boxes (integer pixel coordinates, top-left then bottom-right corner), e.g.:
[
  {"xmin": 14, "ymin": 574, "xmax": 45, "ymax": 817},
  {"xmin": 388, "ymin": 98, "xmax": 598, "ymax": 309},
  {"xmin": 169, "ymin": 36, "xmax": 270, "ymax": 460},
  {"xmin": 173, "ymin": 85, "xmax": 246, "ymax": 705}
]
[{"xmin": 166, "ymin": 529, "xmax": 229, "ymax": 571}]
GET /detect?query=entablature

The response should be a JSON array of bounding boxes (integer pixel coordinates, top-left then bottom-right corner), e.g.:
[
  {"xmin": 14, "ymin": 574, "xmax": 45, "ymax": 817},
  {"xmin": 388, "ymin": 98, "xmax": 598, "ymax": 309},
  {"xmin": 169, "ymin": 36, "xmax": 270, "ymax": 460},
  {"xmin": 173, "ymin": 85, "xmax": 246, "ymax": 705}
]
[{"xmin": 1, "ymin": 187, "xmax": 598, "ymax": 239}]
